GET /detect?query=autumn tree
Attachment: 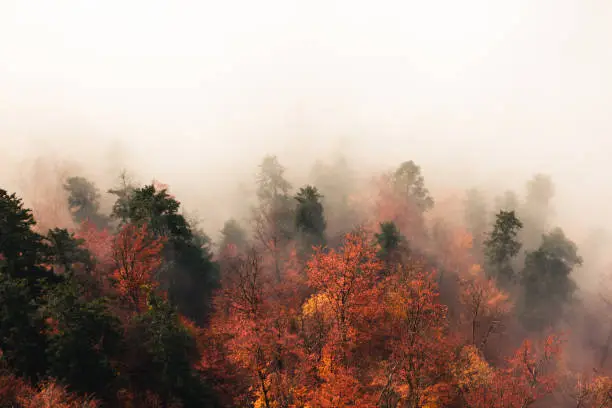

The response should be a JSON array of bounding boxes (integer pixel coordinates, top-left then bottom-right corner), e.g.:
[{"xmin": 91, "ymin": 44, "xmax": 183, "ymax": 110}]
[
  {"xmin": 455, "ymin": 334, "xmax": 563, "ymax": 407},
  {"xmin": 520, "ymin": 228, "xmax": 581, "ymax": 331},
  {"xmin": 484, "ymin": 210, "xmax": 523, "ymax": 287},
  {"xmin": 459, "ymin": 265, "xmax": 512, "ymax": 353},
  {"xmin": 374, "ymin": 271, "xmax": 455, "ymax": 407},
  {"xmin": 212, "ymin": 249, "xmax": 305, "ymax": 407},
  {"xmin": 306, "ymin": 232, "xmax": 381, "ymax": 364},
  {"xmin": 110, "ymin": 183, "xmax": 218, "ymax": 323},
  {"xmin": 111, "ymin": 223, "xmax": 165, "ymax": 312}
]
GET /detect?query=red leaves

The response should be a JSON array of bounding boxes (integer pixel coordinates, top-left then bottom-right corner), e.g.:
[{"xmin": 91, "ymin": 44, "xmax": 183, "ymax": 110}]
[
  {"xmin": 306, "ymin": 233, "xmax": 382, "ymax": 348},
  {"xmin": 111, "ymin": 223, "xmax": 166, "ymax": 311}
]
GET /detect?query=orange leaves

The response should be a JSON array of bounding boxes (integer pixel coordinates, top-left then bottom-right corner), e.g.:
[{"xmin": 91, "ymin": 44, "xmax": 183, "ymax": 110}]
[
  {"xmin": 76, "ymin": 220, "xmax": 113, "ymax": 267},
  {"xmin": 111, "ymin": 223, "xmax": 166, "ymax": 311},
  {"xmin": 457, "ymin": 334, "xmax": 564, "ymax": 408},
  {"xmin": 306, "ymin": 232, "xmax": 382, "ymax": 346},
  {"xmin": 459, "ymin": 265, "xmax": 512, "ymax": 349}
]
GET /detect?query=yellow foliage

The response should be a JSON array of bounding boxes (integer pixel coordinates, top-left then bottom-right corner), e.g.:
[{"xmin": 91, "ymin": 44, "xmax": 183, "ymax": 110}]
[
  {"xmin": 302, "ymin": 292, "xmax": 333, "ymax": 320},
  {"xmin": 453, "ymin": 345, "xmax": 494, "ymax": 389}
]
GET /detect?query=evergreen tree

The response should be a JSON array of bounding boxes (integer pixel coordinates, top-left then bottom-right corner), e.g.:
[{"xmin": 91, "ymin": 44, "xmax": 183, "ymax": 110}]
[
  {"xmin": 520, "ymin": 228, "xmax": 581, "ymax": 331},
  {"xmin": 110, "ymin": 183, "xmax": 218, "ymax": 324},
  {"xmin": 43, "ymin": 278, "xmax": 122, "ymax": 399},
  {"xmin": 64, "ymin": 176, "xmax": 110, "ymax": 228},
  {"xmin": 219, "ymin": 219, "xmax": 249, "ymax": 254},
  {"xmin": 484, "ymin": 210, "xmax": 523, "ymax": 287},
  {"xmin": 294, "ymin": 185, "xmax": 326, "ymax": 254}
]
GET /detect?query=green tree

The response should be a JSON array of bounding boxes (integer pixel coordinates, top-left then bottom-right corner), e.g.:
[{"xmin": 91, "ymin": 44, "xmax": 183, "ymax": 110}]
[
  {"xmin": 253, "ymin": 155, "xmax": 295, "ymax": 280},
  {"xmin": 375, "ymin": 221, "xmax": 404, "ymax": 265},
  {"xmin": 110, "ymin": 183, "xmax": 218, "ymax": 324},
  {"xmin": 390, "ymin": 160, "xmax": 434, "ymax": 213},
  {"xmin": 484, "ymin": 210, "xmax": 523, "ymax": 286},
  {"xmin": 46, "ymin": 228, "xmax": 93, "ymax": 276},
  {"xmin": 64, "ymin": 176, "xmax": 109, "ymax": 228},
  {"xmin": 0, "ymin": 189, "xmax": 51, "ymax": 282},
  {"xmin": 219, "ymin": 219, "xmax": 248, "ymax": 254},
  {"xmin": 0, "ymin": 274, "xmax": 48, "ymax": 381},
  {"xmin": 107, "ymin": 171, "xmax": 137, "ymax": 224},
  {"xmin": 124, "ymin": 294, "xmax": 218, "ymax": 407},
  {"xmin": 43, "ymin": 279, "xmax": 122, "ymax": 399},
  {"xmin": 520, "ymin": 228, "xmax": 581, "ymax": 331},
  {"xmin": 294, "ymin": 185, "xmax": 326, "ymax": 254}
]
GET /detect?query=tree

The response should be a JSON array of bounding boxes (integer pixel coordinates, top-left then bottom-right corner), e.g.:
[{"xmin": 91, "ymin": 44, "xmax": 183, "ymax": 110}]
[
  {"xmin": 484, "ymin": 210, "xmax": 523, "ymax": 287},
  {"xmin": 375, "ymin": 221, "xmax": 404, "ymax": 266},
  {"xmin": 306, "ymin": 233, "xmax": 381, "ymax": 355},
  {"xmin": 110, "ymin": 183, "xmax": 218, "ymax": 324},
  {"xmin": 253, "ymin": 155, "xmax": 295, "ymax": 281},
  {"xmin": 375, "ymin": 160, "xmax": 433, "ymax": 249},
  {"xmin": 63, "ymin": 176, "xmax": 109, "ymax": 229},
  {"xmin": 464, "ymin": 188, "xmax": 488, "ymax": 257},
  {"xmin": 46, "ymin": 228, "xmax": 93, "ymax": 276},
  {"xmin": 218, "ymin": 219, "xmax": 248, "ymax": 255},
  {"xmin": 294, "ymin": 185, "xmax": 326, "ymax": 255},
  {"xmin": 459, "ymin": 265, "xmax": 512, "ymax": 352},
  {"xmin": 111, "ymin": 223, "xmax": 166, "ymax": 312},
  {"xmin": 107, "ymin": 171, "xmax": 137, "ymax": 224},
  {"xmin": 124, "ymin": 294, "xmax": 218, "ymax": 407},
  {"xmin": 0, "ymin": 273, "xmax": 48, "ymax": 381},
  {"xmin": 0, "ymin": 189, "xmax": 51, "ymax": 282},
  {"xmin": 455, "ymin": 334, "xmax": 563, "ymax": 407},
  {"xmin": 520, "ymin": 228, "xmax": 581, "ymax": 331},
  {"xmin": 389, "ymin": 160, "xmax": 434, "ymax": 213},
  {"xmin": 43, "ymin": 278, "xmax": 122, "ymax": 399}
]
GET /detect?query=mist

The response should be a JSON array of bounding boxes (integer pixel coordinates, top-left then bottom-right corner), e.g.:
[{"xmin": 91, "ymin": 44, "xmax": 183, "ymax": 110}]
[{"xmin": 2, "ymin": 0, "xmax": 612, "ymax": 274}]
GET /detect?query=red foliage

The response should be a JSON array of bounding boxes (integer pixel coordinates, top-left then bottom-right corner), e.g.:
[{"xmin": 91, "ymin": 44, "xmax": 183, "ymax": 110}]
[
  {"xmin": 306, "ymin": 232, "xmax": 382, "ymax": 353},
  {"xmin": 111, "ymin": 223, "xmax": 166, "ymax": 312}
]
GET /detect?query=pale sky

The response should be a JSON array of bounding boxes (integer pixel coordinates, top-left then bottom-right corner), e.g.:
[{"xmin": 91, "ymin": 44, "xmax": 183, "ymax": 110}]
[{"xmin": 1, "ymin": 0, "xmax": 612, "ymax": 236}]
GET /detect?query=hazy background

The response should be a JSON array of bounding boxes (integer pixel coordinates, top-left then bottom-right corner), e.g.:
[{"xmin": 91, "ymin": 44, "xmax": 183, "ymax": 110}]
[{"xmin": 1, "ymin": 0, "xmax": 611, "ymax": 247}]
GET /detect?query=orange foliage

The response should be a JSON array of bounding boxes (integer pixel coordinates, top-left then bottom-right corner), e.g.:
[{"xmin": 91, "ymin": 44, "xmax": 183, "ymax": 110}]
[
  {"xmin": 111, "ymin": 223, "xmax": 166, "ymax": 311},
  {"xmin": 306, "ymin": 232, "xmax": 382, "ymax": 352},
  {"xmin": 459, "ymin": 265, "xmax": 513, "ymax": 351}
]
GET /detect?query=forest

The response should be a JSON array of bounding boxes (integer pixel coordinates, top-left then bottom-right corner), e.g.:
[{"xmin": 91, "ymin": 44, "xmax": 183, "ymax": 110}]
[{"xmin": 1, "ymin": 155, "xmax": 611, "ymax": 408}]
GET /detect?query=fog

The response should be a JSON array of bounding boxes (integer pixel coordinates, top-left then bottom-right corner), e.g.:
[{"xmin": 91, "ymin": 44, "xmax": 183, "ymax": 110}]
[{"xmin": 1, "ymin": 0, "xmax": 612, "ymax": 260}]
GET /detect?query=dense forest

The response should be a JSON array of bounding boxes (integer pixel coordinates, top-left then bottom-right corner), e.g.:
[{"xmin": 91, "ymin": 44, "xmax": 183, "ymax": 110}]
[{"xmin": 1, "ymin": 155, "xmax": 611, "ymax": 407}]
